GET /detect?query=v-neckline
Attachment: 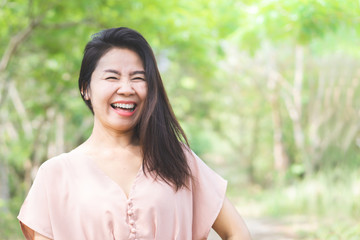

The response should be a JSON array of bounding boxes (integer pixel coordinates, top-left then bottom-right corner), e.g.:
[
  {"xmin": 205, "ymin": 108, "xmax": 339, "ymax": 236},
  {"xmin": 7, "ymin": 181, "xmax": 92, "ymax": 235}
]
[{"xmin": 85, "ymin": 154, "xmax": 143, "ymax": 200}]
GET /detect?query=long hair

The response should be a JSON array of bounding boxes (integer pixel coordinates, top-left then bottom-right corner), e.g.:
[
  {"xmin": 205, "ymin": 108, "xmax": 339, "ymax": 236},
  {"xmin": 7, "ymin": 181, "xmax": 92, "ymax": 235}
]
[{"xmin": 78, "ymin": 27, "xmax": 191, "ymax": 190}]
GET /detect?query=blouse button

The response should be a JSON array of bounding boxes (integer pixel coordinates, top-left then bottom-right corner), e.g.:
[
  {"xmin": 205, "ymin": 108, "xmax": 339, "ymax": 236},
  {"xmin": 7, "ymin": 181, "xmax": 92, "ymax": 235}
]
[
  {"xmin": 131, "ymin": 228, "xmax": 136, "ymax": 233},
  {"xmin": 129, "ymin": 219, "xmax": 135, "ymax": 225},
  {"xmin": 127, "ymin": 210, "xmax": 133, "ymax": 215}
]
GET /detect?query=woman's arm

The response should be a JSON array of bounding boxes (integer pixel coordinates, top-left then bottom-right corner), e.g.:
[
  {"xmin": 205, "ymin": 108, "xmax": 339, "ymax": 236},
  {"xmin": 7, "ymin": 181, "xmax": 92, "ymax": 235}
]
[
  {"xmin": 20, "ymin": 223, "xmax": 52, "ymax": 240},
  {"xmin": 34, "ymin": 232, "xmax": 51, "ymax": 240},
  {"xmin": 212, "ymin": 197, "xmax": 252, "ymax": 240}
]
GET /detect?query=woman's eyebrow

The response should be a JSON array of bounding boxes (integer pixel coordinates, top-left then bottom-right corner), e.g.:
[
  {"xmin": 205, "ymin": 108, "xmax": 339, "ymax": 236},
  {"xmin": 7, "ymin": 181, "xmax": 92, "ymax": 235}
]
[
  {"xmin": 103, "ymin": 69, "xmax": 145, "ymax": 76},
  {"xmin": 104, "ymin": 69, "xmax": 121, "ymax": 75},
  {"xmin": 130, "ymin": 70, "xmax": 145, "ymax": 76}
]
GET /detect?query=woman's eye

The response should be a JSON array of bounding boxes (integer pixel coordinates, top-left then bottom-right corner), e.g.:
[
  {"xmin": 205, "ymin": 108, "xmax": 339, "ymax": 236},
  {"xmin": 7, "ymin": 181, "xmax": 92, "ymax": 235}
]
[
  {"xmin": 106, "ymin": 77, "xmax": 118, "ymax": 80},
  {"xmin": 132, "ymin": 77, "xmax": 145, "ymax": 81}
]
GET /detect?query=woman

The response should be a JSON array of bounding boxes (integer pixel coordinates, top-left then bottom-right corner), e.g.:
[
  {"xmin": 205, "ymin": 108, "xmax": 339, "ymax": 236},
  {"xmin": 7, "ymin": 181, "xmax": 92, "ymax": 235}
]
[{"xmin": 18, "ymin": 27, "xmax": 251, "ymax": 240}]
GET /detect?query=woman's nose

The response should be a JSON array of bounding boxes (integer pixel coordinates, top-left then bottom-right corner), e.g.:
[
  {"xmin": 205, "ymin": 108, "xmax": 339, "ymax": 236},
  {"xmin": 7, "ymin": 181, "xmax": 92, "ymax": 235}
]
[{"xmin": 116, "ymin": 79, "xmax": 135, "ymax": 95}]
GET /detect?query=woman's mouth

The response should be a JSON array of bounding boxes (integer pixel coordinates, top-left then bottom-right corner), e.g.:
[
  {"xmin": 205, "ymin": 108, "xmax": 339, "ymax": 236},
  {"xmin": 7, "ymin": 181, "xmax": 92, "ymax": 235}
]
[{"xmin": 110, "ymin": 103, "xmax": 137, "ymax": 112}]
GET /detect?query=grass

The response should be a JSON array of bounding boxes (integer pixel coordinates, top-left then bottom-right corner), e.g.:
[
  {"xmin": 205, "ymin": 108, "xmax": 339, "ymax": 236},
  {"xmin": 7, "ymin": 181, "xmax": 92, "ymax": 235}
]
[
  {"xmin": 308, "ymin": 220, "xmax": 360, "ymax": 240},
  {"xmin": 232, "ymin": 167, "xmax": 360, "ymax": 239}
]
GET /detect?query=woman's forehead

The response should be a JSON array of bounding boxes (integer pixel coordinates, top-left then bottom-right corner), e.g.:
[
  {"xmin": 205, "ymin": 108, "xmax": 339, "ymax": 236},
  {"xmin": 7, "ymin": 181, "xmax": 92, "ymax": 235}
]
[{"xmin": 95, "ymin": 48, "xmax": 144, "ymax": 71}]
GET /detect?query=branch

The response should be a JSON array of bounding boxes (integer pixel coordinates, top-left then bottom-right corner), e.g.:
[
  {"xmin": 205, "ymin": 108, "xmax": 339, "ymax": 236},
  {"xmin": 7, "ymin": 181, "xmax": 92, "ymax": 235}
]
[
  {"xmin": 0, "ymin": 16, "xmax": 43, "ymax": 107},
  {"xmin": 0, "ymin": 17, "xmax": 42, "ymax": 73},
  {"xmin": 8, "ymin": 81, "xmax": 33, "ymax": 138}
]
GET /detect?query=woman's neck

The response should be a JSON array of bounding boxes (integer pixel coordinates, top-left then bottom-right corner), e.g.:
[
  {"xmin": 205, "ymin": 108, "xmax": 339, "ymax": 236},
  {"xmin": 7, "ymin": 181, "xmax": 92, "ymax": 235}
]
[{"xmin": 81, "ymin": 122, "xmax": 139, "ymax": 154}]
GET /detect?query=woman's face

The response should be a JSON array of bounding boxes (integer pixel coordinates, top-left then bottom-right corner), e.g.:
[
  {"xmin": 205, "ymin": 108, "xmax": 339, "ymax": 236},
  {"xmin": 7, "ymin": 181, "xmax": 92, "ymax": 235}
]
[{"xmin": 86, "ymin": 48, "xmax": 147, "ymax": 134}]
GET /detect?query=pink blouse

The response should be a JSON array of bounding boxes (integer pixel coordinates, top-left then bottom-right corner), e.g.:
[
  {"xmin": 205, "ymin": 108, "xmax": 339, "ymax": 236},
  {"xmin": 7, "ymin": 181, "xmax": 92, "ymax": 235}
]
[{"xmin": 18, "ymin": 149, "xmax": 227, "ymax": 240}]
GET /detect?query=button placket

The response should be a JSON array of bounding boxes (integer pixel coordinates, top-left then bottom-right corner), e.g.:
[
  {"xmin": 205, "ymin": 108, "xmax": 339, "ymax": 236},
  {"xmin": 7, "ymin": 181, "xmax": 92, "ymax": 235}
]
[{"xmin": 127, "ymin": 199, "xmax": 137, "ymax": 239}]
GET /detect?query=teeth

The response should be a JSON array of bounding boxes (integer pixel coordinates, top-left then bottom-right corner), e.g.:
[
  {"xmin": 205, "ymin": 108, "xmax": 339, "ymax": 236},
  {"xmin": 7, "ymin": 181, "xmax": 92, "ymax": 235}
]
[{"xmin": 112, "ymin": 103, "xmax": 135, "ymax": 109}]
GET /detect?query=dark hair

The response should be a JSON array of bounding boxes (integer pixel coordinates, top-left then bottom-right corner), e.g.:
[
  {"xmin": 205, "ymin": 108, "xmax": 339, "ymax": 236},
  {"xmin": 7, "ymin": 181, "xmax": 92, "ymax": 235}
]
[{"xmin": 78, "ymin": 27, "xmax": 191, "ymax": 190}]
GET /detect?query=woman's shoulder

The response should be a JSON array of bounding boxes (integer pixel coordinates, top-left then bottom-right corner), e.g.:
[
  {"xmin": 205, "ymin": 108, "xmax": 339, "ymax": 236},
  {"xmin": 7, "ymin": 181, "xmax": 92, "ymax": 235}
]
[
  {"xmin": 182, "ymin": 145, "xmax": 200, "ymax": 166},
  {"xmin": 36, "ymin": 150, "xmax": 88, "ymax": 184},
  {"xmin": 181, "ymin": 144, "xmax": 195, "ymax": 159},
  {"xmin": 40, "ymin": 149, "xmax": 82, "ymax": 172},
  {"xmin": 41, "ymin": 152, "xmax": 67, "ymax": 167}
]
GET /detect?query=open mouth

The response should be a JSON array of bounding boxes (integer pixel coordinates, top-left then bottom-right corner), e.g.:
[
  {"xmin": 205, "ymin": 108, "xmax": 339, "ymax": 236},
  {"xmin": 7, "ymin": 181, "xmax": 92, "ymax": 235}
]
[{"xmin": 110, "ymin": 103, "xmax": 137, "ymax": 112}]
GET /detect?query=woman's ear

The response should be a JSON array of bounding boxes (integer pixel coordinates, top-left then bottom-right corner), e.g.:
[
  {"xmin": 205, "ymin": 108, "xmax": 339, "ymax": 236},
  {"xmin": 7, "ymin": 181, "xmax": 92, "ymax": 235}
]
[
  {"xmin": 84, "ymin": 92, "xmax": 90, "ymax": 100},
  {"xmin": 81, "ymin": 89, "xmax": 90, "ymax": 100}
]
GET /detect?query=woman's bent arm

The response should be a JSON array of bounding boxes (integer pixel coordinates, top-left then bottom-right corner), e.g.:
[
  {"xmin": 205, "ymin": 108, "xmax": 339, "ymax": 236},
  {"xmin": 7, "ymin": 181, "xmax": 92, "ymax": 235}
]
[
  {"xmin": 34, "ymin": 231, "xmax": 51, "ymax": 240},
  {"xmin": 212, "ymin": 197, "xmax": 252, "ymax": 240},
  {"xmin": 20, "ymin": 223, "xmax": 51, "ymax": 240}
]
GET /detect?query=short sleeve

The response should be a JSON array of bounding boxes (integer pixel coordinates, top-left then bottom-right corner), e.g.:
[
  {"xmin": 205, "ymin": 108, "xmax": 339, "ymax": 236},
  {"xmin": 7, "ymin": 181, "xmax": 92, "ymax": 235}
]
[
  {"xmin": 18, "ymin": 163, "xmax": 53, "ymax": 240},
  {"xmin": 189, "ymin": 150, "xmax": 227, "ymax": 239}
]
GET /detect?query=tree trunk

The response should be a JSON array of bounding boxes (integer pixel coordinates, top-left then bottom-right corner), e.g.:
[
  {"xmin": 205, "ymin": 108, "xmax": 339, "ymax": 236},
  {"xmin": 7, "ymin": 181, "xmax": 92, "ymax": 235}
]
[
  {"xmin": 0, "ymin": 160, "xmax": 10, "ymax": 213},
  {"xmin": 292, "ymin": 45, "xmax": 312, "ymax": 175},
  {"xmin": 269, "ymin": 88, "xmax": 289, "ymax": 173},
  {"xmin": 266, "ymin": 46, "xmax": 290, "ymax": 174}
]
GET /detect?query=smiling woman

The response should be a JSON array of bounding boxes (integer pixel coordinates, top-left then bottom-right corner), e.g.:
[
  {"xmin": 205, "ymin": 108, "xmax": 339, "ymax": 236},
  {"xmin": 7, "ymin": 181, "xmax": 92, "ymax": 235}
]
[{"xmin": 17, "ymin": 27, "xmax": 251, "ymax": 240}]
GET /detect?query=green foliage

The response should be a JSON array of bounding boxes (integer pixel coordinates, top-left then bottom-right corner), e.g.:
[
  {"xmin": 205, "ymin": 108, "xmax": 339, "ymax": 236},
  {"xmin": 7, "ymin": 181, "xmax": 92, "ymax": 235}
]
[
  {"xmin": 234, "ymin": 0, "xmax": 360, "ymax": 50},
  {"xmin": 261, "ymin": 169, "xmax": 360, "ymax": 218},
  {"xmin": 0, "ymin": 207, "xmax": 23, "ymax": 239},
  {"xmin": 309, "ymin": 221, "xmax": 360, "ymax": 240},
  {"xmin": 242, "ymin": 168, "xmax": 360, "ymax": 239}
]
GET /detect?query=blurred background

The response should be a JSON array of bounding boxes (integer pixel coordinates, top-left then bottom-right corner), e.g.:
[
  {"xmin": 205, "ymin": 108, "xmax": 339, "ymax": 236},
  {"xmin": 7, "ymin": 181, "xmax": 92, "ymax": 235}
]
[{"xmin": 1, "ymin": 0, "xmax": 360, "ymax": 239}]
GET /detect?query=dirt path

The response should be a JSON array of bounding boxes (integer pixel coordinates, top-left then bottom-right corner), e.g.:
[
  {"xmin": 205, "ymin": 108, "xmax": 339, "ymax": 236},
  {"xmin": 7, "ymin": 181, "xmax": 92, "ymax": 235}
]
[{"xmin": 208, "ymin": 216, "xmax": 316, "ymax": 240}]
